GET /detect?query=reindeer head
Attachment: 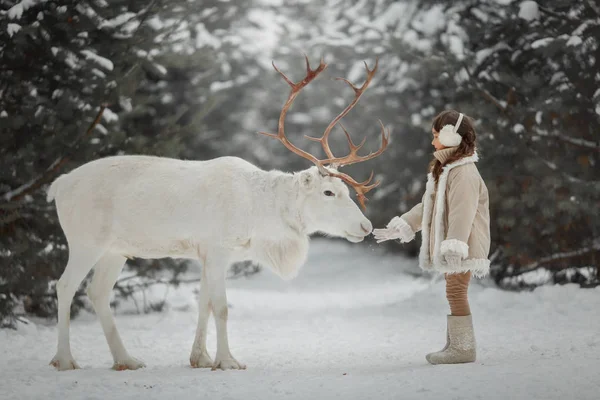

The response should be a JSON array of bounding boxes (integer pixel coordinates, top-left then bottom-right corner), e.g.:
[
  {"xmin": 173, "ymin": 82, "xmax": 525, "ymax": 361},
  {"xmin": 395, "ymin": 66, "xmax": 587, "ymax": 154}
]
[
  {"xmin": 259, "ymin": 55, "xmax": 390, "ymax": 242},
  {"xmin": 294, "ymin": 165, "xmax": 372, "ymax": 242}
]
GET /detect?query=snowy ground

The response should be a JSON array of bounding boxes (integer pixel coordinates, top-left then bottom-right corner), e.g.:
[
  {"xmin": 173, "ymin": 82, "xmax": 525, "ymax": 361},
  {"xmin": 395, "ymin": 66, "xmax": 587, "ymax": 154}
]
[{"xmin": 2, "ymin": 239, "xmax": 599, "ymax": 400}]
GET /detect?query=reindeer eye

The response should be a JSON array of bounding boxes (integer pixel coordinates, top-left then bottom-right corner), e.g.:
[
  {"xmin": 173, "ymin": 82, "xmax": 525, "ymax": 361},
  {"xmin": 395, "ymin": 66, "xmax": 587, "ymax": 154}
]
[{"xmin": 324, "ymin": 190, "xmax": 335, "ymax": 197}]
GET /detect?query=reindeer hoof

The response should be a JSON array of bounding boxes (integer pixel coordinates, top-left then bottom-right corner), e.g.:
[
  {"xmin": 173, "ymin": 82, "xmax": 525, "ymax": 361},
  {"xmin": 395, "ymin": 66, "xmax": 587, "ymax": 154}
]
[
  {"xmin": 50, "ymin": 355, "xmax": 80, "ymax": 371},
  {"xmin": 113, "ymin": 357, "xmax": 145, "ymax": 371},
  {"xmin": 211, "ymin": 356, "xmax": 246, "ymax": 371},
  {"xmin": 190, "ymin": 351, "xmax": 213, "ymax": 368}
]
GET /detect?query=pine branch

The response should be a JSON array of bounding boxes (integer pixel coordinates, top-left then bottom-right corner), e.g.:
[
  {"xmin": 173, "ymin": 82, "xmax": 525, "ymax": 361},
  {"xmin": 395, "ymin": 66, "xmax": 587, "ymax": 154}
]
[
  {"xmin": 524, "ymin": 144, "xmax": 598, "ymax": 184},
  {"xmin": 127, "ymin": 0, "xmax": 160, "ymax": 45},
  {"xmin": 478, "ymin": 88, "xmax": 508, "ymax": 113},
  {"xmin": 538, "ymin": 6, "xmax": 573, "ymax": 20},
  {"xmin": 585, "ymin": 0, "xmax": 600, "ymax": 17},
  {"xmin": 0, "ymin": 210, "xmax": 20, "ymax": 226},
  {"xmin": 462, "ymin": 63, "xmax": 600, "ymax": 175},
  {"xmin": 2, "ymin": 105, "xmax": 107, "ymax": 203},
  {"xmin": 462, "ymin": 63, "xmax": 509, "ymax": 114}
]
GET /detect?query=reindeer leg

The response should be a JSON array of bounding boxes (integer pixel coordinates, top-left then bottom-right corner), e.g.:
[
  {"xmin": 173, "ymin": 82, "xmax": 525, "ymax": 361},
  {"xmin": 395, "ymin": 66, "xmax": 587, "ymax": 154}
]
[
  {"xmin": 50, "ymin": 243, "xmax": 105, "ymax": 371},
  {"xmin": 87, "ymin": 253, "xmax": 145, "ymax": 371},
  {"xmin": 190, "ymin": 264, "xmax": 214, "ymax": 368},
  {"xmin": 204, "ymin": 251, "xmax": 245, "ymax": 371}
]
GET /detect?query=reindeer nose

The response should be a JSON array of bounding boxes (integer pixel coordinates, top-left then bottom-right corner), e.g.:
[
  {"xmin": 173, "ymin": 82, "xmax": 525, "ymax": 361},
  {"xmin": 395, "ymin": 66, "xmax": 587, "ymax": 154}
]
[{"xmin": 361, "ymin": 221, "xmax": 373, "ymax": 234}]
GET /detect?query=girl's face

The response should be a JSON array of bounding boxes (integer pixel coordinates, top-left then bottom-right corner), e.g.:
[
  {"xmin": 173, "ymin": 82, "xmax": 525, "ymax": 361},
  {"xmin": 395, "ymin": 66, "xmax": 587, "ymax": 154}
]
[{"xmin": 431, "ymin": 128, "xmax": 446, "ymax": 151}]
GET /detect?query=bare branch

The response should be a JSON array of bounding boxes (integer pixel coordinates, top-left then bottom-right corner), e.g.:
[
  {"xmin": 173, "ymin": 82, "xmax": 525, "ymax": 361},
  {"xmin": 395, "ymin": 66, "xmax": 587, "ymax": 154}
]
[
  {"xmin": 540, "ymin": 132, "xmax": 600, "ymax": 151},
  {"xmin": 511, "ymin": 239, "xmax": 600, "ymax": 276}
]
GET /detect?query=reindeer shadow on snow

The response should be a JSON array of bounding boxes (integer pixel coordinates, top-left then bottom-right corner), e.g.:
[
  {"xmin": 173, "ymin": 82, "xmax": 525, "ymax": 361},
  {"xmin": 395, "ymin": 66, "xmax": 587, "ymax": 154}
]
[{"xmin": 46, "ymin": 55, "xmax": 390, "ymax": 371}]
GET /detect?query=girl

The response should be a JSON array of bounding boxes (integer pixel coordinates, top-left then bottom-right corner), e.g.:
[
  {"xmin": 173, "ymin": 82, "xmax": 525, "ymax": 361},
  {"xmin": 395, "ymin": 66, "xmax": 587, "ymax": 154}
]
[{"xmin": 373, "ymin": 110, "xmax": 490, "ymax": 365}]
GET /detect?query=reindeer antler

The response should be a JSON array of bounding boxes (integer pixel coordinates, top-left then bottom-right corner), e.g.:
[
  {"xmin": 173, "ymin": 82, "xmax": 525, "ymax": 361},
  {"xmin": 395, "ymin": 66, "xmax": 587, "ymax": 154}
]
[
  {"xmin": 304, "ymin": 58, "xmax": 389, "ymax": 168},
  {"xmin": 258, "ymin": 55, "xmax": 330, "ymax": 175},
  {"xmin": 329, "ymin": 170, "xmax": 381, "ymax": 210},
  {"xmin": 259, "ymin": 55, "xmax": 389, "ymax": 209}
]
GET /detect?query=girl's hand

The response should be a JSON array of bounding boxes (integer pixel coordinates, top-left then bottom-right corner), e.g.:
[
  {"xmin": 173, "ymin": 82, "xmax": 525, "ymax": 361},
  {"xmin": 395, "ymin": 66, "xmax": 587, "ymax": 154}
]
[
  {"xmin": 372, "ymin": 217, "xmax": 415, "ymax": 243},
  {"xmin": 372, "ymin": 227, "xmax": 402, "ymax": 243},
  {"xmin": 444, "ymin": 253, "xmax": 462, "ymax": 267},
  {"xmin": 440, "ymin": 239, "xmax": 469, "ymax": 267}
]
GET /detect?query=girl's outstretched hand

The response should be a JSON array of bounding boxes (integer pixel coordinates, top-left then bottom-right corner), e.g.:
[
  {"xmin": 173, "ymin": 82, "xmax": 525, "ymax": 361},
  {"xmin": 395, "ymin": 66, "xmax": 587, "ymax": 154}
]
[
  {"xmin": 372, "ymin": 227, "xmax": 402, "ymax": 243},
  {"xmin": 372, "ymin": 216, "xmax": 415, "ymax": 244}
]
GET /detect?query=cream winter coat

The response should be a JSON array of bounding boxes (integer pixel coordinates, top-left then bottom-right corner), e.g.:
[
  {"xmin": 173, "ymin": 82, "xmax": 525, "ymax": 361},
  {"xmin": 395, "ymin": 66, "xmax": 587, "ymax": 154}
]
[{"xmin": 399, "ymin": 149, "xmax": 491, "ymax": 278}]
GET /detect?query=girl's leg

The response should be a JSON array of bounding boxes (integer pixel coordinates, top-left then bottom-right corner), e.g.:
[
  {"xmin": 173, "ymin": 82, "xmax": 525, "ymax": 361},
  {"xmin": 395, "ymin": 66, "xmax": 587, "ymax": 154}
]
[
  {"xmin": 426, "ymin": 271, "xmax": 476, "ymax": 365},
  {"xmin": 446, "ymin": 271, "xmax": 472, "ymax": 316}
]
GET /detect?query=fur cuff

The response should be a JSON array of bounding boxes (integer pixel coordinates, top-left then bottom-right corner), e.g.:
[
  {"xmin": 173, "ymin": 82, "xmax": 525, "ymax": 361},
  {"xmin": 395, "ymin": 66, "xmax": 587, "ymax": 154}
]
[
  {"xmin": 435, "ymin": 258, "xmax": 490, "ymax": 278},
  {"xmin": 440, "ymin": 239, "xmax": 469, "ymax": 259}
]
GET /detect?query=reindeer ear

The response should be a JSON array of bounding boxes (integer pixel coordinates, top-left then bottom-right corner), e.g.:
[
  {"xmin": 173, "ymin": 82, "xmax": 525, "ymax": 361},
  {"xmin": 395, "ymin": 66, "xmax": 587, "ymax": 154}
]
[{"xmin": 300, "ymin": 170, "xmax": 315, "ymax": 189}]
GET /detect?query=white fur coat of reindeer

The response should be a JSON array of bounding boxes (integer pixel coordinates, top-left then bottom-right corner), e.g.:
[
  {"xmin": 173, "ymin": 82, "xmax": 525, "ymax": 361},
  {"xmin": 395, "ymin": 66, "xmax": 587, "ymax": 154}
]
[{"xmin": 46, "ymin": 56, "xmax": 389, "ymax": 371}]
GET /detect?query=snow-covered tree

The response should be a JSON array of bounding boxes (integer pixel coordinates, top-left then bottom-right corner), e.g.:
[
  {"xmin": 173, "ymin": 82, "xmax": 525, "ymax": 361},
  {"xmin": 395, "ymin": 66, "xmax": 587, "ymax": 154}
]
[
  {"xmin": 0, "ymin": 0, "xmax": 160, "ymax": 327},
  {"xmin": 2, "ymin": 0, "xmax": 598, "ymax": 328},
  {"xmin": 245, "ymin": 0, "xmax": 599, "ymax": 284},
  {"xmin": 102, "ymin": 0, "xmax": 265, "ymax": 302},
  {"xmin": 407, "ymin": 0, "xmax": 600, "ymax": 283},
  {"xmin": 0, "ymin": 0, "xmax": 261, "ymax": 327}
]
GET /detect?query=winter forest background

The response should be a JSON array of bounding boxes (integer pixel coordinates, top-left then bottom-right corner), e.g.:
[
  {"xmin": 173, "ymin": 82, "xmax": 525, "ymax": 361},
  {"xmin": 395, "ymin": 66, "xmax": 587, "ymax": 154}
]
[{"xmin": 0, "ymin": 0, "xmax": 598, "ymax": 328}]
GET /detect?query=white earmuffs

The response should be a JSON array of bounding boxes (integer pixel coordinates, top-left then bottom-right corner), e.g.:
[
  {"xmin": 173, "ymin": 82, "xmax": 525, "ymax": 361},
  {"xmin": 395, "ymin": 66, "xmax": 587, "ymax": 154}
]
[{"xmin": 438, "ymin": 113, "xmax": 464, "ymax": 147}]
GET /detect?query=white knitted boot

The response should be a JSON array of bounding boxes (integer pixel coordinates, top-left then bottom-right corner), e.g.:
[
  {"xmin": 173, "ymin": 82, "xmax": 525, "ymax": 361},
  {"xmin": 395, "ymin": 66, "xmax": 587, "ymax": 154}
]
[{"xmin": 426, "ymin": 315, "xmax": 476, "ymax": 365}]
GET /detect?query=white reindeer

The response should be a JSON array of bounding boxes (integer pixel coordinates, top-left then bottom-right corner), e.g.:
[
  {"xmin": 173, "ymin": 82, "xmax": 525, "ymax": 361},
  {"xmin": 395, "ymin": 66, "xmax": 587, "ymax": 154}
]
[{"xmin": 46, "ymin": 56, "xmax": 389, "ymax": 371}]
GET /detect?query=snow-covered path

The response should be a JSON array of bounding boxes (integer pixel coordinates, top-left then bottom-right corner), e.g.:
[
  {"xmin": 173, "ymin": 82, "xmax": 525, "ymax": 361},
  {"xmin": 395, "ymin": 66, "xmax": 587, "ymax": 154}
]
[{"xmin": 2, "ymin": 239, "xmax": 599, "ymax": 400}]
